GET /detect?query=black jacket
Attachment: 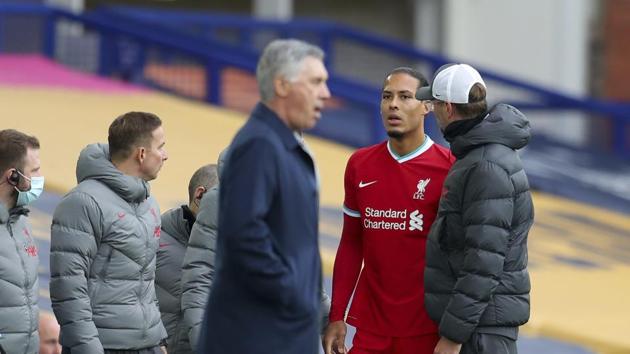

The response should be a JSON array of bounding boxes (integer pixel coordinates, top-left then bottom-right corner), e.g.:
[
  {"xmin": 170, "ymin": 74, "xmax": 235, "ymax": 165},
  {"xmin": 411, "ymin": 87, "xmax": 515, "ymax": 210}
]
[{"xmin": 425, "ymin": 104, "xmax": 534, "ymax": 343}]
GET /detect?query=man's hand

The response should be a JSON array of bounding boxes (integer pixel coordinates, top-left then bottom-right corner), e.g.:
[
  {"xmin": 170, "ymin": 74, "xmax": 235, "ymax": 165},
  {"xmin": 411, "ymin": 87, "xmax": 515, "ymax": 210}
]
[
  {"xmin": 160, "ymin": 345, "xmax": 168, "ymax": 354},
  {"xmin": 322, "ymin": 320, "xmax": 348, "ymax": 354},
  {"xmin": 433, "ymin": 336, "xmax": 462, "ymax": 354}
]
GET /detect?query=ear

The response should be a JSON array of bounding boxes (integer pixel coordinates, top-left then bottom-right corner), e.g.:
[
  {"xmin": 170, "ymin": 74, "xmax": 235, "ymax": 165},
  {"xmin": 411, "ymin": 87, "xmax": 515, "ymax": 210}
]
[
  {"xmin": 422, "ymin": 101, "xmax": 433, "ymax": 113},
  {"xmin": 4, "ymin": 169, "xmax": 16, "ymax": 186},
  {"xmin": 274, "ymin": 77, "xmax": 290, "ymax": 98},
  {"xmin": 445, "ymin": 102, "xmax": 455, "ymax": 118},
  {"xmin": 194, "ymin": 185, "xmax": 207, "ymax": 200},
  {"xmin": 137, "ymin": 146, "xmax": 147, "ymax": 164}
]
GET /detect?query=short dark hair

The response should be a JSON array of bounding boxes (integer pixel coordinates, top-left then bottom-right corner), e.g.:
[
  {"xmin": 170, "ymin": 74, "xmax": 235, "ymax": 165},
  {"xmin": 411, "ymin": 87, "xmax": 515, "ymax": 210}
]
[
  {"xmin": 108, "ymin": 112, "xmax": 162, "ymax": 162},
  {"xmin": 453, "ymin": 83, "xmax": 488, "ymax": 118},
  {"xmin": 188, "ymin": 164, "xmax": 219, "ymax": 203},
  {"xmin": 0, "ymin": 129, "xmax": 40, "ymax": 174},
  {"xmin": 383, "ymin": 67, "xmax": 429, "ymax": 90}
]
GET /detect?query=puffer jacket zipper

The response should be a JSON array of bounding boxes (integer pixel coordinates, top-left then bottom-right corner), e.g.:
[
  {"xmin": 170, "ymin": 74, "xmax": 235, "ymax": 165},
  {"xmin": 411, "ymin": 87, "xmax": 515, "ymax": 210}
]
[{"xmin": 8, "ymin": 218, "xmax": 34, "ymax": 354}]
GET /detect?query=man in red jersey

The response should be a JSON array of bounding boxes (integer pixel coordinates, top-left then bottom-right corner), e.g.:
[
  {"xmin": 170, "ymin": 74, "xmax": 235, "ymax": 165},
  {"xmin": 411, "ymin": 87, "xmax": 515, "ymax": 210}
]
[{"xmin": 323, "ymin": 67, "xmax": 455, "ymax": 354}]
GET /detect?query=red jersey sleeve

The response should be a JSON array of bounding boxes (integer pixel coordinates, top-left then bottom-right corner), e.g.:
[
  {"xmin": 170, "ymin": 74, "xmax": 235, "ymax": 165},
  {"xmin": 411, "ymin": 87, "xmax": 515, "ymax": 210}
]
[
  {"xmin": 329, "ymin": 156, "xmax": 364, "ymax": 322},
  {"xmin": 342, "ymin": 154, "xmax": 359, "ymax": 216},
  {"xmin": 329, "ymin": 215, "xmax": 363, "ymax": 322}
]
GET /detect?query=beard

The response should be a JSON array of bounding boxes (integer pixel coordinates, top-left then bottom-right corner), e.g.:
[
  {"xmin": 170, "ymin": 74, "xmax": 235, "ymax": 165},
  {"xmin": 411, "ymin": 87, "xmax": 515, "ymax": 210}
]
[{"xmin": 386, "ymin": 130, "xmax": 404, "ymax": 139}]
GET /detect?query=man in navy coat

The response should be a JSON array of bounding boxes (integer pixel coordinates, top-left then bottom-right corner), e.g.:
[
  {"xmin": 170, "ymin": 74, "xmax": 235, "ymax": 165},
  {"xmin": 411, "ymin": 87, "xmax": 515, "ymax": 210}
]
[{"xmin": 198, "ymin": 39, "xmax": 331, "ymax": 353}]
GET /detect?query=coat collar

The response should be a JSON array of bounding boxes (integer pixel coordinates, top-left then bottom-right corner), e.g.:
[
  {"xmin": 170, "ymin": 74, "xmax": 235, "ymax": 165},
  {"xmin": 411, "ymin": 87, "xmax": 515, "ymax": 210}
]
[
  {"xmin": 0, "ymin": 202, "xmax": 28, "ymax": 224},
  {"xmin": 161, "ymin": 206, "xmax": 194, "ymax": 244},
  {"xmin": 251, "ymin": 102, "xmax": 301, "ymax": 151}
]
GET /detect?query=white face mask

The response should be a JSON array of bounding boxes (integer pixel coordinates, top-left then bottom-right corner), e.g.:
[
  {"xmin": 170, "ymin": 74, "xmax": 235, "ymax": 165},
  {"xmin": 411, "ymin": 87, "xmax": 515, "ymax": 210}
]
[{"xmin": 14, "ymin": 171, "xmax": 45, "ymax": 207}]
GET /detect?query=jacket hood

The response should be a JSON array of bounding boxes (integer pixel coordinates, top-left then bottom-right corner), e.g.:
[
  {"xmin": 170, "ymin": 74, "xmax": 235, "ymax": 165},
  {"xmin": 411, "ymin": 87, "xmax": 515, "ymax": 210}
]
[
  {"xmin": 449, "ymin": 104, "xmax": 531, "ymax": 158},
  {"xmin": 76, "ymin": 143, "xmax": 150, "ymax": 203},
  {"xmin": 161, "ymin": 206, "xmax": 191, "ymax": 244}
]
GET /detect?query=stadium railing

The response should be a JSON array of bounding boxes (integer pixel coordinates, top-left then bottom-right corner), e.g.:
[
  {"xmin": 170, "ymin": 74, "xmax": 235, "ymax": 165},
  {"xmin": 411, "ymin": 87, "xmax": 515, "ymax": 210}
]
[{"xmin": 0, "ymin": 2, "xmax": 628, "ymax": 157}]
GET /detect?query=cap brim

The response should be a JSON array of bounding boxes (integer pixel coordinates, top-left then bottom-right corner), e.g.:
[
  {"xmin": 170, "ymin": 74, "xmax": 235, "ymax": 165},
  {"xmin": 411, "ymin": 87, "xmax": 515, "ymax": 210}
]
[{"xmin": 415, "ymin": 86, "xmax": 433, "ymax": 100}]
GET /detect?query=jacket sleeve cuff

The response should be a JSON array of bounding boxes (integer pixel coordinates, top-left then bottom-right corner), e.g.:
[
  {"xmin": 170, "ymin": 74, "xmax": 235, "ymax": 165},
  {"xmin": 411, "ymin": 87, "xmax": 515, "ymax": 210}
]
[
  {"xmin": 439, "ymin": 310, "xmax": 475, "ymax": 344},
  {"xmin": 328, "ymin": 306, "xmax": 345, "ymax": 323}
]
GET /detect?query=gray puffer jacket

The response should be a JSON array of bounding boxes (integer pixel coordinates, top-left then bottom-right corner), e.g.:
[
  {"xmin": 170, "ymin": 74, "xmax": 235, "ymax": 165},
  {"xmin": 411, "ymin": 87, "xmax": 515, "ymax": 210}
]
[
  {"xmin": 50, "ymin": 143, "xmax": 167, "ymax": 353},
  {"xmin": 180, "ymin": 149, "xmax": 228, "ymax": 350},
  {"xmin": 180, "ymin": 181, "xmax": 219, "ymax": 350},
  {"xmin": 425, "ymin": 104, "xmax": 534, "ymax": 344},
  {"xmin": 156, "ymin": 206, "xmax": 194, "ymax": 354},
  {"xmin": 0, "ymin": 204, "xmax": 39, "ymax": 354}
]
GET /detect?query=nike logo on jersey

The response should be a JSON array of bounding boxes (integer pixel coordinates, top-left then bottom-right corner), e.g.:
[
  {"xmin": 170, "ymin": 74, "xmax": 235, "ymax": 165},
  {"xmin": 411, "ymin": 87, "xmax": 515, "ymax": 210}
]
[{"xmin": 359, "ymin": 180, "xmax": 378, "ymax": 188}]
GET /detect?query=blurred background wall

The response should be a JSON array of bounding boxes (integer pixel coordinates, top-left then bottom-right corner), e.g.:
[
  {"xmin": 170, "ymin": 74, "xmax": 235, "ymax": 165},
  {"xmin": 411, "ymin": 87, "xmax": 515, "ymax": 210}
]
[{"xmin": 36, "ymin": 0, "xmax": 626, "ymax": 152}]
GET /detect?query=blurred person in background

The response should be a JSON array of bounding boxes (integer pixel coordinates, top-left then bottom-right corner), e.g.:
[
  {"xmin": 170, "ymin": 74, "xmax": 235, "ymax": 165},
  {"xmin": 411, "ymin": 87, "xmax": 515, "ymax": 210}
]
[
  {"xmin": 50, "ymin": 112, "xmax": 169, "ymax": 354},
  {"xmin": 180, "ymin": 149, "xmax": 332, "ymax": 351},
  {"xmin": 0, "ymin": 129, "xmax": 42, "ymax": 354},
  {"xmin": 416, "ymin": 63, "xmax": 533, "ymax": 354},
  {"xmin": 156, "ymin": 164, "xmax": 218, "ymax": 353},
  {"xmin": 198, "ymin": 38, "xmax": 330, "ymax": 354},
  {"xmin": 323, "ymin": 68, "xmax": 454, "ymax": 354},
  {"xmin": 180, "ymin": 152, "xmax": 225, "ymax": 352},
  {"xmin": 39, "ymin": 312, "xmax": 62, "ymax": 354}
]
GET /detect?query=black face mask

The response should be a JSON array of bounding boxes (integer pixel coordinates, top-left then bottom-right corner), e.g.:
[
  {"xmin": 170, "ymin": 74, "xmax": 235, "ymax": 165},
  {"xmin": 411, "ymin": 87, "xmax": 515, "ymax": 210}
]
[{"xmin": 443, "ymin": 113, "xmax": 486, "ymax": 143}]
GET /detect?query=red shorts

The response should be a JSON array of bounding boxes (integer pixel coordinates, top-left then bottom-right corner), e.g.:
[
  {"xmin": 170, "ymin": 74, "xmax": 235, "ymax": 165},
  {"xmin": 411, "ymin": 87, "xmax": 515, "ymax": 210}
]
[{"xmin": 349, "ymin": 329, "xmax": 439, "ymax": 354}]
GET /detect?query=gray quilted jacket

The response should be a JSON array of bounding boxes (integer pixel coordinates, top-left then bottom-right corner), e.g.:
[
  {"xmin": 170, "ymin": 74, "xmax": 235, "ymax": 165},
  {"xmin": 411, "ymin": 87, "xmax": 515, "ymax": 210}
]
[
  {"xmin": 156, "ymin": 206, "xmax": 194, "ymax": 354},
  {"xmin": 0, "ymin": 203, "xmax": 39, "ymax": 354},
  {"xmin": 180, "ymin": 149, "xmax": 228, "ymax": 350},
  {"xmin": 50, "ymin": 143, "xmax": 167, "ymax": 353},
  {"xmin": 425, "ymin": 104, "xmax": 534, "ymax": 344},
  {"xmin": 180, "ymin": 185, "xmax": 219, "ymax": 350}
]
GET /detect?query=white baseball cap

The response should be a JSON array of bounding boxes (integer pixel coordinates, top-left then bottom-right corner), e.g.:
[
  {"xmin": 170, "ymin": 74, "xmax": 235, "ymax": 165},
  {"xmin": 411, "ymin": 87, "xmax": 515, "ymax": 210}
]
[{"xmin": 415, "ymin": 63, "xmax": 486, "ymax": 104}]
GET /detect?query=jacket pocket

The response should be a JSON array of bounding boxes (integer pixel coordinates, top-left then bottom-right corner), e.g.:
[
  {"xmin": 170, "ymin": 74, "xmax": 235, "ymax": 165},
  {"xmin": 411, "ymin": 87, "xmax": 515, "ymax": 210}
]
[
  {"xmin": 87, "ymin": 278, "xmax": 102, "ymax": 306},
  {"xmin": 431, "ymin": 215, "xmax": 449, "ymax": 251},
  {"xmin": 431, "ymin": 215, "xmax": 459, "ymax": 279},
  {"xmin": 88, "ymin": 246, "xmax": 114, "ymax": 304},
  {"xmin": 98, "ymin": 246, "xmax": 114, "ymax": 281}
]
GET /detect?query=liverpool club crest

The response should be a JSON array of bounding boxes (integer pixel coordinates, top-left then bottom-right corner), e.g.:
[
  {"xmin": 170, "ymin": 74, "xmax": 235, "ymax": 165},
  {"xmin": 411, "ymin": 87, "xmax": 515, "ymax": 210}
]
[{"xmin": 413, "ymin": 178, "xmax": 430, "ymax": 200}]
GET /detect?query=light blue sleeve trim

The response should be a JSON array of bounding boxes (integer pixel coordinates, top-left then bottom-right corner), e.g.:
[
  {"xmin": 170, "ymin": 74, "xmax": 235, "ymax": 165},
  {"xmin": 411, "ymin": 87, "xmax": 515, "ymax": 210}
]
[{"xmin": 342, "ymin": 205, "xmax": 361, "ymax": 218}]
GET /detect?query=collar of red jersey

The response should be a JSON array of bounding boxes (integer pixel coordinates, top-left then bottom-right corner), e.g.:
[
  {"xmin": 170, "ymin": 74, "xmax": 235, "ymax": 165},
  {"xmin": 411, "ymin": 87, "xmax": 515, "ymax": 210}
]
[{"xmin": 387, "ymin": 136, "xmax": 434, "ymax": 163}]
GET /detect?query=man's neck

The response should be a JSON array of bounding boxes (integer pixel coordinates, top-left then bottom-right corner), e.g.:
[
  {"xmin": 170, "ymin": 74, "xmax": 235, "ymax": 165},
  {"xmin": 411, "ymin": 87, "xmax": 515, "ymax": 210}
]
[
  {"xmin": 443, "ymin": 113, "xmax": 484, "ymax": 143},
  {"xmin": 188, "ymin": 202, "xmax": 199, "ymax": 217},
  {"xmin": 389, "ymin": 132, "xmax": 426, "ymax": 157},
  {"xmin": 112, "ymin": 159, "xmax": 143, "ymax": 179},
  {"xmin": 263, "ymin": 100, "xmax": 296, "ymax": 132}
]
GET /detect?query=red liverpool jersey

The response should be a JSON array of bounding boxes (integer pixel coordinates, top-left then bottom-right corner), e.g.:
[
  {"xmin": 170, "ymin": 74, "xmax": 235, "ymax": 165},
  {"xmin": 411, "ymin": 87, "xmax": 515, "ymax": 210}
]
[{"xmin": 330, "ymin": 136, "xmax": 455, "ymax": 337}]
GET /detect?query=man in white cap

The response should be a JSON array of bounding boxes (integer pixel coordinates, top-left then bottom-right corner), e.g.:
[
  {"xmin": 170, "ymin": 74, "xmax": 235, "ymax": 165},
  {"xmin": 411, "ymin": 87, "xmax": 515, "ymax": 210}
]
[{"xmin": 416, "ymin": 64, "xmax": 533, "ymax": 354}]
